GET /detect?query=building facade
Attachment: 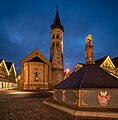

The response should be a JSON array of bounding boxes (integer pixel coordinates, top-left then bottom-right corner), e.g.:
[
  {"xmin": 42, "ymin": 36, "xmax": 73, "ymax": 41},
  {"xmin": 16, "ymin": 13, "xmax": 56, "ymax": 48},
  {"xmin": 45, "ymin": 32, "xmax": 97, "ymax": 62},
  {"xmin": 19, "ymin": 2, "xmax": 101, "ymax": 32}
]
[
  {"xmin": 95, "ymin": 56, "xmax": 118, "ymax": 78},
  {"xmin": 74, "ymin": 56, "xmax": 118, "ymax": 78},
  {"xmin": 19, "ymin": 7, "xmax": 64, "ymax": 90},
  {"xmin": 112, "ymin": 56, "xmax": 118, "ymax": 76},
  {"xmin": 20, "ymin": 49, "xmax": 51, "ymax": 90},
  {"xmin": 0, "ymin": 59, "xmax": 17, "ymax": 90}
]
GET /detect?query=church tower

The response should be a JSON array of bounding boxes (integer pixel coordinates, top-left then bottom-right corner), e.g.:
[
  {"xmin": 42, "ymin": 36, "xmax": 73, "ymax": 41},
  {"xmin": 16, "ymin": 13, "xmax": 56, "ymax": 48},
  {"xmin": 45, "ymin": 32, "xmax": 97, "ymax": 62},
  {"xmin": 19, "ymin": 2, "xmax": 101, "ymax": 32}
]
[{"xmin": 50, "ymin": 6, "xmax": 64, "ymax": 86}]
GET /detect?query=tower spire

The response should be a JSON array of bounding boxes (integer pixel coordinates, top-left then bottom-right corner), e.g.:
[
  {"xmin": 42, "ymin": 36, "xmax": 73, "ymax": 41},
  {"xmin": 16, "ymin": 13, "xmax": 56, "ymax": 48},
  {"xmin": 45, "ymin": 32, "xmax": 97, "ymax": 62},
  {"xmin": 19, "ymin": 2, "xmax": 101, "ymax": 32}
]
[
  {"xmin": 50, "ymin": 5, "xmax": 64, "ymax": 86},
  {"xmin": 51, "ymin": 5, "xmax": 64, "ymax": 31}
]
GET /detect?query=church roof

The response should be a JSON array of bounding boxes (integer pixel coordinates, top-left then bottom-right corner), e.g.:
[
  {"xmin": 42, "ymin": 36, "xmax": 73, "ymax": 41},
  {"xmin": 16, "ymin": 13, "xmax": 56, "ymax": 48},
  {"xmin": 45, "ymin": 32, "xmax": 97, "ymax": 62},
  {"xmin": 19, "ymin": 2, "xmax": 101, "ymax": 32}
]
[
  {"xmin": 51, "ymin": 6, "xmax": 64, "ymax": 32},
  {"xmin": 28, "ymin": 57, "xmax": 45, "ymax": 63},
  {"xmin": 112, "ymin": 56, "xmax": 118, "ymax": 67},
  {"xmin": 55, "ymin": 64, "xmax": 118, "ymax": 89},
  {"xmin": 21, "ymin": 49, "xmax": 51, "ymax": 65},
  {"xmin": 95, "ymin": 56, "xmax": 108, "ymax": 66}
]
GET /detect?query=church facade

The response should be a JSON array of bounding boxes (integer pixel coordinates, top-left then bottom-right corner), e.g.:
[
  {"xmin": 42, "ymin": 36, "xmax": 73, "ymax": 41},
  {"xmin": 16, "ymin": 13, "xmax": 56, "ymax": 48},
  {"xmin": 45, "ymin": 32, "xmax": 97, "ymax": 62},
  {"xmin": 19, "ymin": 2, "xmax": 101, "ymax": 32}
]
[{"xmin": 18, "ymin": 7, "xmax": 64, "ymax": 90}]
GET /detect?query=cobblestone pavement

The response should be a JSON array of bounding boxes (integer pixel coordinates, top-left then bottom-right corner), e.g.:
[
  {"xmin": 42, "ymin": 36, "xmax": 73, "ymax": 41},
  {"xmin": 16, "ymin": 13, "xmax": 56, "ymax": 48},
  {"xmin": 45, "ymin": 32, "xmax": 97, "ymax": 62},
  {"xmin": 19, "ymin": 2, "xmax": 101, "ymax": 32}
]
[{"xmin": 0, "ymin": 90, "xmax": 117, "ymax": 120}]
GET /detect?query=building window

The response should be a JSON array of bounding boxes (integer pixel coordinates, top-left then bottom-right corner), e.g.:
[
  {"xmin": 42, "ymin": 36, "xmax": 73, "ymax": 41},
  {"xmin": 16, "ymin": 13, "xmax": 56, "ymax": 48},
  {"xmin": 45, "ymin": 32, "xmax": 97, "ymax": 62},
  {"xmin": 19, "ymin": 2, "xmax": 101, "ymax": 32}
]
[
  {"xmin": 56, "ymin": 43, "xmax": 59, "ymax": 47},
  {"xmin": 36, "ymin": 72, "xmax": 38, "ymax": 77},
  {"xmin": 35, "ymin": 72, "xmax": 38, "ymax": 81},
  {"xmin": 53, "ymin": 43, "xmax": 55, "ymax": 47},
  {"xmin": 56, "ymin": 34, "xmax": 59, "ymax": 39},
  {"xmin": 52, "ymin": 34, "xmax": 55, "ymax": 39}
]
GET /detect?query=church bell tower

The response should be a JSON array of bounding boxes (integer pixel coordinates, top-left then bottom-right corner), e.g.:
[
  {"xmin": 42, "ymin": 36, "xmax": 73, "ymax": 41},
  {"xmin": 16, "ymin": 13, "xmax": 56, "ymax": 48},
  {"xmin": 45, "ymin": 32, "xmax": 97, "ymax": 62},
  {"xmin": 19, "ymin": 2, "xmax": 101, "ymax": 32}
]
[{"xmin": 50, "ymin": 6, "xmax": 64, "ymax": 86}]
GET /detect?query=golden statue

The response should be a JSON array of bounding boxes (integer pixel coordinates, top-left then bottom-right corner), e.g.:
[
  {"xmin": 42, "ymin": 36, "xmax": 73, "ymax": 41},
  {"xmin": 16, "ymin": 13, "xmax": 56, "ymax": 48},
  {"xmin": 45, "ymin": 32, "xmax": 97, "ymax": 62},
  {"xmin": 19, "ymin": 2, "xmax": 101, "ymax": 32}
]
[{"xmin": 85, "ymin": 34, "xmax": 94, "ymax": 64}]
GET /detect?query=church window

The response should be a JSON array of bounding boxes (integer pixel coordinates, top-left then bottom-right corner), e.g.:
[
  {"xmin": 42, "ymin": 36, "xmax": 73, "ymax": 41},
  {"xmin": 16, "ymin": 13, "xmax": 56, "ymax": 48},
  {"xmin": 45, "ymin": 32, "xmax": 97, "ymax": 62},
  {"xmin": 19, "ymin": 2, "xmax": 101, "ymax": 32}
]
[
  {"xmin": 35, "ymin": 68, "xmax": 38, "ymax": 70},
  {"xmin": 56, "ymin": 34, "xmax": 59, "ymax": 39},
  {"xmin": 35, "ymin": 72, "xmax": 38, "ymax": 81},
  {"xmin": 36, "ymin": 72, "xmax": 38, "ymax": 77}
]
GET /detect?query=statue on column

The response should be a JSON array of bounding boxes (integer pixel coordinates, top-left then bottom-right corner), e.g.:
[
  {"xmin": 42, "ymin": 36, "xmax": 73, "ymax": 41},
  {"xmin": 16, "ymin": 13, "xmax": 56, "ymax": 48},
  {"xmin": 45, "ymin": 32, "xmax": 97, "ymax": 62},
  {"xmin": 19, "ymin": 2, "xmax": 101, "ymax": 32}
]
[{"xmin": 85, "ymin": 34, "xmax": 94, "ymax": 64}]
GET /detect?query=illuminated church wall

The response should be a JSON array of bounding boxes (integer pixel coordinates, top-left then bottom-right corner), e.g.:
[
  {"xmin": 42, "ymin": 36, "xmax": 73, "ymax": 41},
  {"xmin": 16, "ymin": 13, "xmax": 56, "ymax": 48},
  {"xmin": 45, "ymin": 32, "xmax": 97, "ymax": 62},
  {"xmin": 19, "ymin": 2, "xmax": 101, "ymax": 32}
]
[{"xmin": 23, "ymin": 62, "xmax": 49, "ymax": 90}]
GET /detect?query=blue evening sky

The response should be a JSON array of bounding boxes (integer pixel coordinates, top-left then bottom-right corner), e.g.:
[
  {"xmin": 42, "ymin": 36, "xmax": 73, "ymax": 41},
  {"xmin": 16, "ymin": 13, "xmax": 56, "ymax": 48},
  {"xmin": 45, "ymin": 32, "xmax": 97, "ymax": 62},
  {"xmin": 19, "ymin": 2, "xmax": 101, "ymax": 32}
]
[{"xmin": 0, "ymin": 0, "xmax": 118, "ymax": 73}]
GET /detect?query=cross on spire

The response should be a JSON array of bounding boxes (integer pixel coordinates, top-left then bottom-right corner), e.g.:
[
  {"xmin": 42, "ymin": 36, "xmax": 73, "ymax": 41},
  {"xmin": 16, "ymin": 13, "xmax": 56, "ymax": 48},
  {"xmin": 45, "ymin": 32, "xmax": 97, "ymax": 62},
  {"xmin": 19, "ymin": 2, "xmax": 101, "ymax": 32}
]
[{"xmin": 56, "ymin": 3, "xmax": 58, "ymax": 10}]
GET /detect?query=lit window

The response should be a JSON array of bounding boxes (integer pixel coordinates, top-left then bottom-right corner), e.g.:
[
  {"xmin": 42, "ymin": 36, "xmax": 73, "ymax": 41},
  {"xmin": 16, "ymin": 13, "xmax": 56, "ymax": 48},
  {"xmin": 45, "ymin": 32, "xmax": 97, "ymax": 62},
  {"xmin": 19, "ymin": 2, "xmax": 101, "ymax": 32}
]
[{"xmin": 35, "ymin": 72, "xmax": 38, "ymax": 81}]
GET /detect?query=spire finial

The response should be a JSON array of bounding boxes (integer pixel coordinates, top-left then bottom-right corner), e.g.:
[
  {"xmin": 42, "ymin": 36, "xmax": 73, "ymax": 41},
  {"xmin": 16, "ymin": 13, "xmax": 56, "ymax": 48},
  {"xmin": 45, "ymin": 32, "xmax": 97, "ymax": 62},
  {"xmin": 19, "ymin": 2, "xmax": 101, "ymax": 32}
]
[
  {"xmin": 36, "ymin": 45, "xmax": 38, "ymax": 49},
  {"xmin": 56, "ymin": 3, "xmax": 58, "ymax": 10}
]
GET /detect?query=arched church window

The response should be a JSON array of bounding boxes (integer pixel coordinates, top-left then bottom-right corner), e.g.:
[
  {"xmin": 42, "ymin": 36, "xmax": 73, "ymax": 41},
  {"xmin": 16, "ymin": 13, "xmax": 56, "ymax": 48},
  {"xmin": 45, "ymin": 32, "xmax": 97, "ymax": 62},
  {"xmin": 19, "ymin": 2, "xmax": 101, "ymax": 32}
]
[
  {"xmin": 56, "ymin": 34, "xmax": 59, "ymax": 39},
  {"xmin": 36, "ymin": 72, "xmax": 38, "ymax": 77},
  {"xmin": 35, "ymin": 72, "xmax": 38, "ymax": 81}
]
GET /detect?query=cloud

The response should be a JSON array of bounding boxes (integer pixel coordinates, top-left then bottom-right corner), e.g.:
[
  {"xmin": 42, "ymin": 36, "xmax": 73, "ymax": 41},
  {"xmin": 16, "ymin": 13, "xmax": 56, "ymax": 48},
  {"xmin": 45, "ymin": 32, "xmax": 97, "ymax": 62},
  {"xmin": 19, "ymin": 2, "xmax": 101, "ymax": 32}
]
[
  {"xmin": 0, "ymin": 0, "xmax": 118, "ymax": 73},
  {"xmin": 0, "ymin": 28, "xmax": 25, "ymax": 72}
]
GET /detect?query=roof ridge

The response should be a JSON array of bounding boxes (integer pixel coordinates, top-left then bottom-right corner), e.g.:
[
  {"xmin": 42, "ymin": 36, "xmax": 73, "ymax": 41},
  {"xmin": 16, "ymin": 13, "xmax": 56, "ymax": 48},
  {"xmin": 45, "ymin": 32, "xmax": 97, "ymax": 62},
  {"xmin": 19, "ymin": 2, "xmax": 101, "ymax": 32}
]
[
  {"xmin": 20, "ymin": 49, "xmax": 50, "ymax": 65},
  {"xmin": 95, "ymin": 55, "xmax": 108, "ymax": 62},
  {"xmin": 79, "ymin": 65, "xmax": 89, "ymax": 88},
  {"xmin": 112, "ymin": 56, "xmax": 118, "ymax": 59}
]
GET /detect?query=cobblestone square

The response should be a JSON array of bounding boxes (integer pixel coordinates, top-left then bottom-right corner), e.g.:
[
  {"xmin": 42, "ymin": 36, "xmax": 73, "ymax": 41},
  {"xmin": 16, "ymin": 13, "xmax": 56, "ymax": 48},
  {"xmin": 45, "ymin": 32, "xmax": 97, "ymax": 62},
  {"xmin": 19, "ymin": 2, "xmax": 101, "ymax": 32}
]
[{"xmin": 0, "ymin": 90, "xmax": 117, "ymax": 120}]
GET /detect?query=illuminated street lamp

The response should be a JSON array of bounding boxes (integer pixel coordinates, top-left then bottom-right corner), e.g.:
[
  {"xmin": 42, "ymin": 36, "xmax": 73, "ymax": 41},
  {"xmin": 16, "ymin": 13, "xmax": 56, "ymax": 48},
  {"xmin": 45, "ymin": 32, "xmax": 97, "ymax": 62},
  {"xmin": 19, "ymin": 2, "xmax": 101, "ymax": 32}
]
[
  {"xmin": 66, "ymin": 68, "xmax": 70, "ymax": 74},
  {"xmin": 64, "ymin": 68, "xmax": 70, "ymax": 79}
]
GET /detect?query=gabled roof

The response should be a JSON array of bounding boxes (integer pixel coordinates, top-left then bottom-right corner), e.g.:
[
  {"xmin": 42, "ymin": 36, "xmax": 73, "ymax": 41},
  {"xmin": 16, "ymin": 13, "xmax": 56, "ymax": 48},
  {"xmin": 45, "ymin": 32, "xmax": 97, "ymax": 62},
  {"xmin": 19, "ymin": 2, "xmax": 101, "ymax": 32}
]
[
  {"xmin": 0, "ymin": 60, "xmax": 10, "ymax": 75},
  {"xmin": 95, "ymin": 56, "xmax": 108, "ymax": 66},
  {"xmin": 51, "ymin": 7, "xmax": 64, "ymax": 32},
  {"xmin": 0, "ymin": 59, "xmax": 16, "ymax": 77},
  {"xmin": 55, "ymin": 64, "xmax": 118, "ymax": 89},
  {"xmin": 112, "ymin": 56, "xmax": 118, "ymax": 67},
  {"xmin": 5, "ymin": 62, "xmax": 12, "ymax": 71},
  {"xmin": 74, "ymin": 63, "xmax": 85, "ymax": 72},
  {"xmin": 21, "ymin": 49, "xmax": 51, "ymax": 65},
  {"xmin": 28, "ymin": 57, "xmax": 45, "ymax": 63}
]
